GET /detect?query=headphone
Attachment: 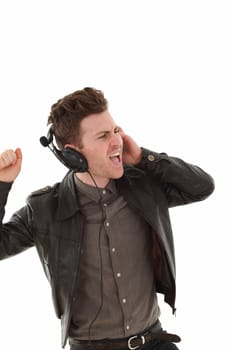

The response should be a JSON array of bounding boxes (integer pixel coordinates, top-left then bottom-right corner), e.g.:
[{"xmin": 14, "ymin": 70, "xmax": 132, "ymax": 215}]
[{"xmin": 40, "ymin": 127, "xmax": 88, "ymax": 173}]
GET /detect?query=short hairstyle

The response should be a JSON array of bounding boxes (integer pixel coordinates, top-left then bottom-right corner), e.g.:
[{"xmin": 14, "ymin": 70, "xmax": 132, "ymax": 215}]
[{"xmin": 47, "ymin": 87, "xmax": 108, "ymax": 148}]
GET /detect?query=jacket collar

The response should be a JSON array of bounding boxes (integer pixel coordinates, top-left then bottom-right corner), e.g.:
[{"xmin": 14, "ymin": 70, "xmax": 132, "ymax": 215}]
[
  {"xmin": 56, "ymin": 166, "xmax": 145, "ymax": 221},
  {"xmin": 56, "ymin": 171, "xmax": 81, "ymax": 221}
]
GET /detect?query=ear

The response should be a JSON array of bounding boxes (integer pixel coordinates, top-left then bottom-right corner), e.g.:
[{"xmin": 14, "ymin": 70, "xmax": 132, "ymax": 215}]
[
  {"xmin": 62, "ymin": 144, "xmax": 88, "ymax": 173},
  {"xmin": 64, "ymin": 143, "xmax": 80, "ymax": 151}
]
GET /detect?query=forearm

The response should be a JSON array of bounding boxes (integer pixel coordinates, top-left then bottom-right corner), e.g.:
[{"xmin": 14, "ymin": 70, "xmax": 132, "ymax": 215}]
[
  {"xmin": 0, "ymin": 181, "xmax": 13, "ymax": 222},
  {"xmin": 0, "ymin": 182, "xmax": 34, "ymax": 259}
]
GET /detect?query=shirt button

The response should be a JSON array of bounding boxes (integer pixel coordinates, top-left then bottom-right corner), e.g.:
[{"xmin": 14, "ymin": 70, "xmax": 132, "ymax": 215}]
[
  {"xmin": 102, "ymin": 190, "xmax": 106, "ymax": 195},
  {"xmin": 103, "ymin": 203, "xmax": 108, "ymax": 207},
  {"xmin": 117, "ymin": 273, "xmax": 121, "ymax": 278},
  {"xmin": 112, "ymin": 248, "xmax": 116, "ymax": 253},
  {"xmin": 126, "ymin": 325, "xmax": 130, "ymax": 330},
  {"xmin": 148, "ymin": 154, "xmax": 155, "ymax": 161},
  {"xmin": 122, "ymin": 298, "xmax": 126, "ymax": 303},
  {"xmin": 106, "ymin": 222, "xmax": 110, "ymax": 227}
]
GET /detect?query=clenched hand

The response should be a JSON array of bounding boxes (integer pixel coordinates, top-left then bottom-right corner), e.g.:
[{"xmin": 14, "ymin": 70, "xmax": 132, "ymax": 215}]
[{"xmin": 0, "ymin": 148, "xmax": 22, "ymax": 182}]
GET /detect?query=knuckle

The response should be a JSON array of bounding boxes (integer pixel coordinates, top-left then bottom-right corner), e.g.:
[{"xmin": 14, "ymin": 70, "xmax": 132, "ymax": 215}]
[{"xmin": 0, "ymin": 150, "xmax": 15, "ymax": 167}]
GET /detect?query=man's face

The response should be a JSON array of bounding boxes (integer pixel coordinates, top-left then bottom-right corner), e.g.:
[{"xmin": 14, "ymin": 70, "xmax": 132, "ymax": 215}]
[{"xmin": 76, "ymin": 110, "xmax": 124, "ymax": 187}]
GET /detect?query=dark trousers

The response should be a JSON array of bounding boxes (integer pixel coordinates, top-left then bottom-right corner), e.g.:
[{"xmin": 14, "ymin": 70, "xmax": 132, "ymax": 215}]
[{"xmin": 70, "ymin": 340, "xmax": 179, "ymax": 350}]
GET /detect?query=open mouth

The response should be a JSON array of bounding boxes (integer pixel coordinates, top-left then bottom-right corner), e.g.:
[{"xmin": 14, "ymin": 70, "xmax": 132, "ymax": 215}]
[{"xmin": 109, "ymin": 152, "xmax": 121, "ymax": 164}]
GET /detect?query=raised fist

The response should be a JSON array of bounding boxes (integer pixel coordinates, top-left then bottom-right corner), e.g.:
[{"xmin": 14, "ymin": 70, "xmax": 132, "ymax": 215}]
[{"xmin": 0, "ymin": 148, "xmax": 22, "ymax": 182}]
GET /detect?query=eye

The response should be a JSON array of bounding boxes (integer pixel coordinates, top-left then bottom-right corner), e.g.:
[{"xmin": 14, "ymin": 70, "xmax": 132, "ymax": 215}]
[
  {"xmin": 114, "ymin": 127, "xmax": 120, "ymax": 134},
  {"xmin": 97, "ymin": 133, "xmax": 107, "ymax": 139}
]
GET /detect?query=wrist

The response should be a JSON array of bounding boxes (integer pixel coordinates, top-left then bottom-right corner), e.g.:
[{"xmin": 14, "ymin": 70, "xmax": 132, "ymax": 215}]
[{"xmin": 133, "ymin": 148, "xmax": 143, "ymax": 165}]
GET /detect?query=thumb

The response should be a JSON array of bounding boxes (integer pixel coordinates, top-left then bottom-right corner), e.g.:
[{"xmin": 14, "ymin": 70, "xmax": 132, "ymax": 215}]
[
  {"xmin": 13, "ymin": 148, "xmax": 23, "ymax": 171},
  {"xmin": 15, "ymin": 148, "xmax": 22, "ymax": 162}
]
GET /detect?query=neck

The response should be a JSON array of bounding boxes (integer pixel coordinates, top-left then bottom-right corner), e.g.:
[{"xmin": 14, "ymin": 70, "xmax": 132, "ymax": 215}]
[{"xmin": 75, "ymin": 172, "xmax": 110, "ymax": 188}]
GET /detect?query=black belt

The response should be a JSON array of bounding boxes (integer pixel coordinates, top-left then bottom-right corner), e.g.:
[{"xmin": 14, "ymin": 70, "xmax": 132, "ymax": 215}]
[{"xmin": 70, "ymin": 330, "xmax": 181, "ymax": 350}]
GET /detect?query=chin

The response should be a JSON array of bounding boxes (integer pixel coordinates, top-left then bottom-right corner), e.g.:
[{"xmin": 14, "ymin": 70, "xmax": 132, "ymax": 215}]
[{"xmin": 111, "ymin": 168, "xmax": 124, "ymax": 179}]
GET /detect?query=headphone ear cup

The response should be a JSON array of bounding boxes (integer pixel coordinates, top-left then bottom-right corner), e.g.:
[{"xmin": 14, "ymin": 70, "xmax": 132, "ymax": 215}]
[{"xmin": 61, "ymin": 147, "xmax": 88, "ymax": 173}]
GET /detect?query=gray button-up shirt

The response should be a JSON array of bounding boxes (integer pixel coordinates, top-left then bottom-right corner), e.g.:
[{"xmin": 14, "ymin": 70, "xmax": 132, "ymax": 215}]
[{"xmin": 69, "ymin": 175, "xmax": 160, "ymax": 340}]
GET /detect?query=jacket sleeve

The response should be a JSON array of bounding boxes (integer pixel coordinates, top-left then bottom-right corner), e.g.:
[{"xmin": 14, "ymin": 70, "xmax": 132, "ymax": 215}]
[
  {"xmin": 0, "ymin": 181, "xmax": 34, "ymax": 260},
  {"xmin": 137, "ymin": 148, "xmax": 215, "ymax": 207}
]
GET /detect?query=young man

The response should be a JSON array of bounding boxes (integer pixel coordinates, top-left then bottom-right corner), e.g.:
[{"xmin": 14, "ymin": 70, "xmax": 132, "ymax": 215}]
[{"xmin": 0, "ymin": 87, "xmax": 214, "ymax": 350}]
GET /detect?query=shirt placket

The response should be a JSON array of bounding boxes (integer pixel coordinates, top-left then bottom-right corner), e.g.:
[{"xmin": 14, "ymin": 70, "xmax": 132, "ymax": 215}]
[{"xmin": 103, "ymin": 192, "xmax": 133, "ymax": 336}]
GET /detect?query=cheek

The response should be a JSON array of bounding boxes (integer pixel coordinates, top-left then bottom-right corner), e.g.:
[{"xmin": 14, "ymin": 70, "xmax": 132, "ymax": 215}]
[
  {"xmin": 81, "ymin": 144, "xmax": 107, "ymax": 167},
  {"xmin": 85, "ymin": 151, "xmax": 105, "ymax": 167},
  {"xmin": 81, "ymin": 148, "xmax": 95, "ymax": 161}
]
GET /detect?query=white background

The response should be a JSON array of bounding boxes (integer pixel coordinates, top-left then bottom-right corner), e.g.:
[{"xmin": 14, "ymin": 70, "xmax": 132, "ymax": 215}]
[{"xmin": 0, "ymin": 1, "xmax": 232, "ymax": 349}]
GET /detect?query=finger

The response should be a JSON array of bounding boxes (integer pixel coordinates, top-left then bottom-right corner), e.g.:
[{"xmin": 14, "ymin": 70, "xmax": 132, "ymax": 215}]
[
  {"xmin": 0, "ymin": 150, "xmax": 17, "ymax": 168},
  {"xmin": 119, "ymin": 131, "xmax": 128, "ymax": 145}
]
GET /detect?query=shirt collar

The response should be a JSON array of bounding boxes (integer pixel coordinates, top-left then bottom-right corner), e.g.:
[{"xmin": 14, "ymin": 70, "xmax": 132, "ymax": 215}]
[{"xmin": 74, "ymin": 174, "xmax": 117, "ymax": 203}]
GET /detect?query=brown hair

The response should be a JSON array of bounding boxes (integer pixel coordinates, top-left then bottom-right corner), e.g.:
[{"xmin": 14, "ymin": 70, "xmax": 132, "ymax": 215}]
[{"xmin": 47, "ymin": 87, "xmax": 108, "ymax": 148}]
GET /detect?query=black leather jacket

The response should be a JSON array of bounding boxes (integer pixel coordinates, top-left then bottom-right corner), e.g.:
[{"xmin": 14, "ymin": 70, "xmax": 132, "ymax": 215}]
[{"xmin": 0, "ymin": 148, "xmax": 214, "ymax": 347}]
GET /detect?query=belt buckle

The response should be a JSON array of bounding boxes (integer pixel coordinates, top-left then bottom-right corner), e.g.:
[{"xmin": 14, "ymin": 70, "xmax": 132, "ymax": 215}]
[{"xmin": 128, "ymin": 335, "xmax": 145, "ymax": 350}]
